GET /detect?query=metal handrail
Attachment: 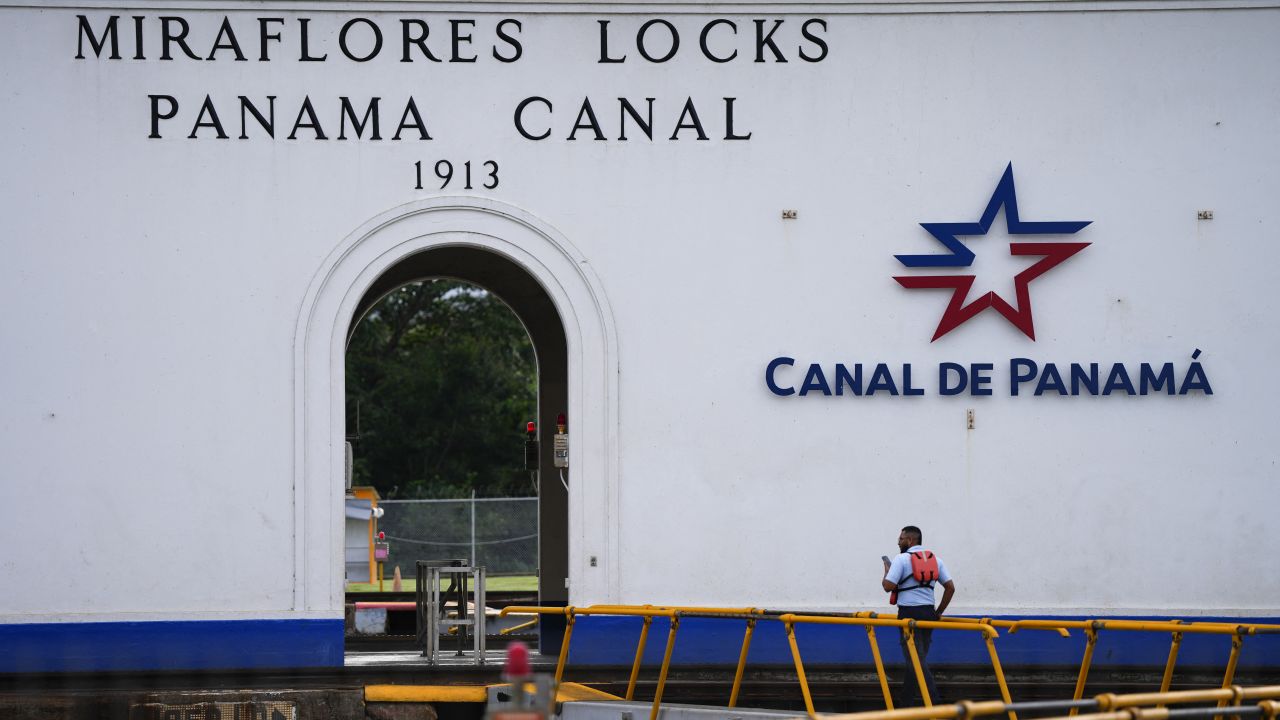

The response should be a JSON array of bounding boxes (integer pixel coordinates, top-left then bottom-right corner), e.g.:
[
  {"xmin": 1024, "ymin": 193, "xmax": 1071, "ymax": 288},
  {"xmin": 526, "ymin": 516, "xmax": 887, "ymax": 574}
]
[
  {"xmin": 498, "ymin": 605, "xmax": 1011, "ymax": 720},
  {"xmin": 778, "ymin": 613, "xmax": 1011, "ymax": 720},
  {"xmin": 498, "ymin": 605, "xmax": 1279, "ymax": 720},
  {"xmin": 933, "ymin": 617, "xmax": 1280, "ymax": 714},
  {"xmin": 815, "ymin": 685, "xmax": 1280, "ymax": 720},
  {"xmin": 500, "ymin": 618, "xmax": 538, "ymax": 635}
]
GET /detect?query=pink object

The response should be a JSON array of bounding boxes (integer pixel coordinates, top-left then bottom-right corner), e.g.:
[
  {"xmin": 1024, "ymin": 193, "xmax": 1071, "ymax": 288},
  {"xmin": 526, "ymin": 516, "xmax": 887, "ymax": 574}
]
[{"xmin": 504, "ymin": 641, "xmax": 531, "ymax": 678}]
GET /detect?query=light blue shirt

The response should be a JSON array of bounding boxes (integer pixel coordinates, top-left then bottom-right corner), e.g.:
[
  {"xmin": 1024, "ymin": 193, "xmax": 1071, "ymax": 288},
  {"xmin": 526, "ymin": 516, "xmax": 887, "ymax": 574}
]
[{"xmin": 886, "ymin": 545, "xmax": 951, "ymax": 607}]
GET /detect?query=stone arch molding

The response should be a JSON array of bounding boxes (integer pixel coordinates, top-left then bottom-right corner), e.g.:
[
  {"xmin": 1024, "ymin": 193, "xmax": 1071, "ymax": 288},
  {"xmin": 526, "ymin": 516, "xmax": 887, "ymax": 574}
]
[{"xmin": 293, "ymin": 197, "xmax": 620, "ymax": 614}]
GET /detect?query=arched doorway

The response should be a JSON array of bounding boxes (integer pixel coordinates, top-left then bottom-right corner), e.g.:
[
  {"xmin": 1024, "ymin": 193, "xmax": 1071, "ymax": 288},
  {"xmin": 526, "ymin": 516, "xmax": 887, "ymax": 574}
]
[
  {"xmin": 345, "ymin": 248, "xmax": 570, "ymax": 612},
  {"xmin": 293, "ymin": 199, "xmax": 620, "ymax": 652}
]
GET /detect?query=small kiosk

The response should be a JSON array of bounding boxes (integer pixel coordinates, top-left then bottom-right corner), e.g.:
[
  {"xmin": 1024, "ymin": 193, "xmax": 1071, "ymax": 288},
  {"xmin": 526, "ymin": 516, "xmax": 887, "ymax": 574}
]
[{"xmin": 344, "ymin": 486, "xmax": 385, "ymax": 586}]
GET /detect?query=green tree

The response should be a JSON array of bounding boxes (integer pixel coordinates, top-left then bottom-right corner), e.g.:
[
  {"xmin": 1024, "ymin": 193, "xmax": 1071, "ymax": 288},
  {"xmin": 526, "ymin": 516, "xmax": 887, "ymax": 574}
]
[{"xmin": 345, "ymin": 279, "xmax": 537, "ymax": 498}]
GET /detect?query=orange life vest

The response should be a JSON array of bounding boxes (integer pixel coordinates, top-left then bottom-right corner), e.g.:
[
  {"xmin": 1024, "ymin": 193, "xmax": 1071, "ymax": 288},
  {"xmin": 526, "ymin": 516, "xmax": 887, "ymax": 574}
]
[{"xmin": 889, "ymin": 550, "xmax": 939, "ymax": 605}]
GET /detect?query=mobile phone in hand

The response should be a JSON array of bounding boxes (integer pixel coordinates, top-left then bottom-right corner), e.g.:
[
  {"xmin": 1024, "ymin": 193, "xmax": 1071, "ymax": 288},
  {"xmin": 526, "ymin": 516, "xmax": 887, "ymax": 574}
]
[{"xmin": 881, "ymin": 555, "xmax": 891, "ymax": 564}]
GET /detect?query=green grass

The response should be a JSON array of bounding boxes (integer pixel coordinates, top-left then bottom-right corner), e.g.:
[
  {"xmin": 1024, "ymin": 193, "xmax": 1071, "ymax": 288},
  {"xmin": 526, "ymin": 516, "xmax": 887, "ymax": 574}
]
[{"xmin": 346, "ymin": 574, "xmax": 537, "ymax": 593}]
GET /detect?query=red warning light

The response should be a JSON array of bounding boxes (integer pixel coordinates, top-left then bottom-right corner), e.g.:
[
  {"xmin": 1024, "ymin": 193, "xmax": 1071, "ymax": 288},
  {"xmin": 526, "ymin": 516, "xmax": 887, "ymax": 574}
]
[
  {"xmin": 504, "ymin": 641, "xmax": 531, "ymax": 679},
  {"xmin": 378, "ymin": 531, "xmax": 385, "ymax": 540},
  {"xmin": 556, "ymin": 413, "xmax": 566, "ymax": 427},
  {"xmin": 526, "ymin": 421, "xmax": 536, "ymax": 433}
]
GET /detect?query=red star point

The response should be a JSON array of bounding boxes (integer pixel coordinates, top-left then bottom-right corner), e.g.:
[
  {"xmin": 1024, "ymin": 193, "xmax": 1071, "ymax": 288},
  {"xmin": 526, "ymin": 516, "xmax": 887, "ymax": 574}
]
[{"xmin": 894, "ymin": 241, "xmax": 1090, "ymax": 341}]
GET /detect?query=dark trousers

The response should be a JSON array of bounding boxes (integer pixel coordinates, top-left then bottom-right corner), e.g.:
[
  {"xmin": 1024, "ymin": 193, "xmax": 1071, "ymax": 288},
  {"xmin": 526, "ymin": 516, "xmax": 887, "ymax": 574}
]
[{"xmin": 897, "ymin": 604, "xmax": 940, "ymax": 705}]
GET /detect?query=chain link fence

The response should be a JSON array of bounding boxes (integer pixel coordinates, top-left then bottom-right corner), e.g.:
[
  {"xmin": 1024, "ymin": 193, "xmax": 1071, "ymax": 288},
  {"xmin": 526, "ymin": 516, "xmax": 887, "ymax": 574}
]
[{"xmin": 377, "ymin": 497, "xmax": 537, "ymax": 576}]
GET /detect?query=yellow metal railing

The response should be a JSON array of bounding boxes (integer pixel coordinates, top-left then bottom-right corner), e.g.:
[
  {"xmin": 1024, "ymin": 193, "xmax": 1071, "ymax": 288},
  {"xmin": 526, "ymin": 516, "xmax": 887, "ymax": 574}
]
[
  {"xmin": 774, "ymin": 613, "xmax": 1012, "ymax": 719},
  {"xmin": 499, "ymin": 617, "xmax": 538, "ymax": 636},
  {"xmin": 498, "ymin": 605, "xmax": 1010, "ymax": 720},
  {"xmin": 497, "ymin": 605, "xmax": 1278, "ymax": 720},
  {"xmin": 815, "ymin": 685, "xmax": 1280, "ymax": 720},
  {"xmin": 934, "ymin": 617, "xmax": 1280, "ymax": 715}
]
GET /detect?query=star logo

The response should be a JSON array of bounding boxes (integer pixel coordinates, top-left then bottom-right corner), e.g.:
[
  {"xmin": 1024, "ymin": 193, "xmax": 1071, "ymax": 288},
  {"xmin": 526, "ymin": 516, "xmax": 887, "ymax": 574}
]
[{"xmin": 893, "ymin": 164, "xmax": 1091, "ymax": 341}]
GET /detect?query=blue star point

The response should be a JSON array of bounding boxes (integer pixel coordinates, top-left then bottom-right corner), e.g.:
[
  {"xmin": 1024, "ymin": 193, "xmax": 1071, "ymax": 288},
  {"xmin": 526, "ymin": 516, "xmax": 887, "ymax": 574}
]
[{"xmin": 893, "ymin": 164, "xmax": 1092, "ymax": 341}]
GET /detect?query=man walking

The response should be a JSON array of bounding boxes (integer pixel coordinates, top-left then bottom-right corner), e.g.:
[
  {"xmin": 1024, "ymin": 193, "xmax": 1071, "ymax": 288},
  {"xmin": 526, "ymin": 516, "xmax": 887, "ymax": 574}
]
[{"xmin": 882, "ymin": 525, "xmax": 955, "ymax": 706}]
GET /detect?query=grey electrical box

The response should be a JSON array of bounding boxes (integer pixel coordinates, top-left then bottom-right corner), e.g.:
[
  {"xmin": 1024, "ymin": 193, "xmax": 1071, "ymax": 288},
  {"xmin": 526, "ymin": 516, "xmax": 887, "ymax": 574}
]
[{"xmin": 553, "ymin": 432, "xmax": 569, "ymax": 468}]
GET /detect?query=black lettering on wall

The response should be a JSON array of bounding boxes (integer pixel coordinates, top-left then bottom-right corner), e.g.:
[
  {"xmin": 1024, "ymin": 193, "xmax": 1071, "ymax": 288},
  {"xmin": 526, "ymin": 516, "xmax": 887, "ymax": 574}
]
[
  {"xmin": 160, "ymin": 16, "xmax": 201, "ymax": 60},
  {"xmin": 148, "ymin": 94, "xmax": 178, "ymax": 138},
  {"xmin": 258, "ymin": 18, "xmax": 284, "ymax": 61},
  {"xmin": 299, "ymin": 18, "xmax": 327, "ymax": 61},
  {"xmin": 400, "ymin": 20, "xmax": 442, "ymax": 62},
  {"xmin": 597, "ymin": 20, "xmax": 625, "ymax": 63},
  {"xmin": 699, "ymin": 19, "xmax": 737, "ymax": 63},
  {"xmin": 132, "ymin": 16, "xmax": 145, "ymax": 59},
  {"xmin": 514, "ymin": 96, "xmax": 552, "ymax": 140},
  {"xmin": 239, "ymin": 96, "xmax": 276, "ymax": 138},
  {"xmin": 723, "ymin": 97, "xmax": 751, "ymax": 140},
  {"xmin": 619, "ymin": 97, "xmax": 654, "ymax": 140},
  {"xmin": 568, "ymin": 98, "xmax": 605, "ymax": 141},
  {"xmin": 450, "ymin": 19, "xmax": 476, "ymax": 62},
  {"xmin": 493, "ymin": 19, "xmax": 522, "ymax": 62},
  {"xmin": 289, "ymin": 96, "xmax": 328, "ymax": 139},
  {"xmin": 799, "ymin": 19, "xmax": 828, "ymax": 62},
  {"xmin": 636, "ymin": 19, "xmax": 678, "ymax": 63},
  {"xmin": 340, "ymin": 18, "xmax": 383, "ymax": 62},
  {"xmin": 754, "ymin": 19, "xmax": 786, "ymax": 63},
  {"xmin": 76, "ymin": 14, "xmax": 120, "ymax": 59},
  {"xmin": 670, "ymin": 97, "xmax": 708, "ymax": 140},
  {"xmin": 392, "ymin": 97, "xmax": 432, "ymax": 140},
  {"xmin": 208, "ymin": 16, "xmax": 247, "ymax": 61},
  {"xmin": 190, "ymin": 94, "xmax": 230, "ymax": 138},
  {"xmin": 339, "ymin": 97, "xmax": 382, "ymax": 139}
]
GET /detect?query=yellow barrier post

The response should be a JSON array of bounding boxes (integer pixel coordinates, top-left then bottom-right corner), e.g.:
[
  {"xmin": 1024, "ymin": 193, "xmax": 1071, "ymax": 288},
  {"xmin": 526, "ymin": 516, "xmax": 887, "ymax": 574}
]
[
  {"xmin": 1070, "ymin": 625, "xmax": 1099, "ymax": 715},
  {"xmin": 729, "ymin": 617, "xmax": 757, "ymax": 708},
  {"xmin": 627, "ymin": 615, "xmax": 654, "ymax": 701},
  {"xmin": 867, "ymin": 626, "xmax": 895, "ymax": 711},
  {"xmin": 555, "ymin": 608, "xmax": 576, "ymax": 686},
  {"xmin": 1158, "ymin": 626, "xmax": 1184, "ymax": 702},
  {"xmin": 784, "ymin": 620, "xmax": 817, "ymax": 719},
  {"xmin": 650, "ymin": 615, "xmax": 681, "ymax": 720},
  {"xmin": 1218, "ymin": 634, "xmax": 1245, "ymax": 710},
  {"xmin": 982, "ymin": 631, "xmax": 1017, "ymax": 720},
  {"xmin": 902, "ymin": 623, "xmax": 932, "ymax": 708}
]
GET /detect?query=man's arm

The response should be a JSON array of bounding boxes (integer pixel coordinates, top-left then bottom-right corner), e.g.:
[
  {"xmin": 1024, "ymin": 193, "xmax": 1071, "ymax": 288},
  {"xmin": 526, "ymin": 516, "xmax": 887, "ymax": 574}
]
[
  {"xmin": 936, "ymin": 580, "xmax": 955, "ymax": 616},
  {"xmin": 882, "ymin": 557, "xmax": 897, "ymax": 593}
]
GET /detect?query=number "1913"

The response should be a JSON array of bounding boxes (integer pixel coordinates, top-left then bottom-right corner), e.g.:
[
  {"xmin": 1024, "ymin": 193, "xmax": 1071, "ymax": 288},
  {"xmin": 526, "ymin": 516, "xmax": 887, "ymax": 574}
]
[{"xmin": 414, "ymin": 160, "xmax": 499, "ymax": 190}]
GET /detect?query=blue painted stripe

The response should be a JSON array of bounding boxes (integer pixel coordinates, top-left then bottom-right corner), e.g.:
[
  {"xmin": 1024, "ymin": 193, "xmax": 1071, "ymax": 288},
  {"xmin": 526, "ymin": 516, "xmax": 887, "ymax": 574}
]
[
  {"xmin": 561, "ymin": 616, "xmax": 1280, "ymax": 668},
  {"xmin": 7, "ymin": 615, "xmax": 1274, "ymax": 674},
  {"xmin": 0, "ymin": 619, "xmax": 344, "ymax": 673}
]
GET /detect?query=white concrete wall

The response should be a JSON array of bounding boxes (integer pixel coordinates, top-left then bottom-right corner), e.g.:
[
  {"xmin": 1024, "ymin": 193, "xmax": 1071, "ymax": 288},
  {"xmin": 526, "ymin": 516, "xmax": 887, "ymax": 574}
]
[{"xmin": 1, "ymin": 1, "xmax": 1277, "ymax": 623}]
